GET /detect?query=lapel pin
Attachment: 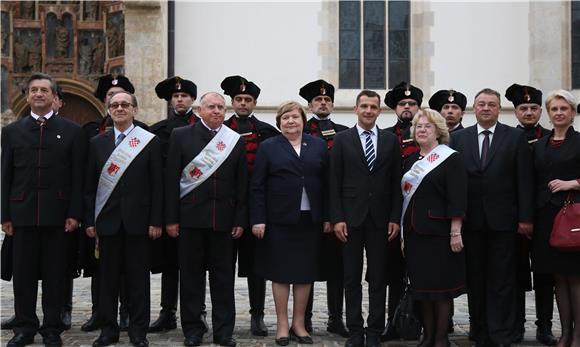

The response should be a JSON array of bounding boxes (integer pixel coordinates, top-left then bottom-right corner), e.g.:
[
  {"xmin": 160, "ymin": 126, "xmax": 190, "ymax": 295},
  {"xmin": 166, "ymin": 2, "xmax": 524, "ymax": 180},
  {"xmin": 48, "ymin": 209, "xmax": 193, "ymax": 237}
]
[{"xmin": 57, "ymin": 135, "xmax": 61, "ymax": 139}]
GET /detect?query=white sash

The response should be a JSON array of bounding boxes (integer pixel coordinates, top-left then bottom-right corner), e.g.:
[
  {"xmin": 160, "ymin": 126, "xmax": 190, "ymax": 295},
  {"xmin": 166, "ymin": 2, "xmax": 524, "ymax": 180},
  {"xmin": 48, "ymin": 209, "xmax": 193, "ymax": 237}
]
[
  {"xmin": 95, "ymin": 126, "xmax": 155, "ymax": 220},
  {"xmin": 179, "ymin": 125, "xmax": 241, "ymax": 198},
  {"xmin": 400, "ymin": 144, "xmax": 456, "ymax": 251}
]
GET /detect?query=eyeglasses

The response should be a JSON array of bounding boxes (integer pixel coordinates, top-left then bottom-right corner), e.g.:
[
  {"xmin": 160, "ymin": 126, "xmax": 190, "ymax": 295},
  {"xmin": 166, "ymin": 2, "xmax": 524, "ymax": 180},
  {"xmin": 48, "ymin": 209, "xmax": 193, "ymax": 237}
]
[
  {"xmin": 415, "ymin": 123, "xmax": 435, "ymax": 130},
  {"xmin": 397, "ymin": 101, "xmax": 418, "ymax": 107},
  {"xmin": 108, "ymin": 102, "xmax": 134, "ymax": 110}
]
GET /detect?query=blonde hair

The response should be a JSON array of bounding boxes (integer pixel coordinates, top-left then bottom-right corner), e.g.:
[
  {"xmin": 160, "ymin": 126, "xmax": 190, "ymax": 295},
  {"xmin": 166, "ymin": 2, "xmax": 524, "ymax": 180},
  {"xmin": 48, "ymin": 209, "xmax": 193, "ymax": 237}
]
[
  {"xmin": 545, "ymin": 90, "xmax": 577, "ymax": 111},
  {"xmin": 410, "ymin": 108, "xmax": 450, "ymax": 145}
]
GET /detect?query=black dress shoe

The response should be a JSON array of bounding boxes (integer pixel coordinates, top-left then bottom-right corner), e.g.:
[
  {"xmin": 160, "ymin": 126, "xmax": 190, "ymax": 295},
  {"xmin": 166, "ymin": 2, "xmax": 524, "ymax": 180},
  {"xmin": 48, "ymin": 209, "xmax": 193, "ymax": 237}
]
[
  {"xmin": 130, "ymin": 337, "xmax": 149, "ymax": 347},
  {"xmin": 250, "ymin": 313, "xmax": 268, "ymax": 336},
  {"xmin": 81, "ymin": 313, "xmax": 100, "ymax": 332},
  {"xmin": 184, "ymin": 334, "xmax": 203, "ymax": 346},
  {"xmin": 536, "ymin": 328, "xmax": 558, "ymax": 346},
  {"xmin": 92, "ymin": 335, "xmax": 120, "ymax": 347},
  {"xmin": 1, "ymin": 315, "xmax": 16, "ymax": 330},
  {"xmin": 417, "ymin": 336, "xmax": 434, "ymax": 347},
  {"xmin": 213, "ymin": 336, "xmax": 237, "ymax": 346},
  {"xmin": 275, "ymin": 336, "xmax": 290, "ymax": 346},
  {"xmin": 345, "ymin": 335, "xmax": 365, "ymax": 347},
  {"xmin": 61, "ymin": 310, "xmax": 72, "ymax": 330},
  {"xmin": 327, "ymin": 317, "xmax": 349, "ymax": 338},
  {"xmin": 290, "ymin": 328, "xmax": 313, "ymax": 344},
  {"xmin": 365, "ymin": 334, "xmax": 381, "ymax": 347},
  {"xmin": 6, "ymin": 333, "xmax": 34, "ymax": 347},
  {"xmin": 43, "ymin": 333, "xmax": 63, "ymax": 347},
  {"xmin": 380, "ymin": 321, "xmax": 399, "ymax": 342},
  {"xmin": 148, "ymin": 311, "xmax": 177, "ymax": 332},
  {"xmin": 119, "ymin": 313, "xmax": 129, "ymax": 332}
]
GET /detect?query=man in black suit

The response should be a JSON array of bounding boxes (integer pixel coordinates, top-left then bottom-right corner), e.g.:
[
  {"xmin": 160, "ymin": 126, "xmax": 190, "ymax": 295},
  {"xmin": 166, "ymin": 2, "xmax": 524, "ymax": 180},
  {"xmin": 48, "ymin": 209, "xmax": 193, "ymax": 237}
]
[
  {"xmin": 165, "ymin": 92, "xmax": 247, "ymax": 347},
  {"xmin": 504, "ymin": 83, "xmax": 556, "ymax": 345},
  {"xmin": 84, "ymin": 91, "xmax": 163, "ymax": 347},
  {"xmin": 450, "ymin": 88, "xmax": 534, "ymax": 347},
  {"xmin": 429, "ymin": 89, "xmax": 467, "ymax": 133},
  {"xmin": 222, "ymin": 75, "xmax": 278, "ymax": 337},
  {"xmin": 81, "ymin": 74, "xmax": 146, "ymax": 333},
  {"xmin": 299, "ymin": 79, "xmax": 349, "ymax": 337},
  {"xmin": 1, "ymin": 73, "xmax": 86, "ymax": 347},
  {"xmin": 329, "ymin": 90, "xmax": 402, "ymax": 347},
  {"xmin": 149, "ymin": 76, "xmax": 200, "ymax": 333}
]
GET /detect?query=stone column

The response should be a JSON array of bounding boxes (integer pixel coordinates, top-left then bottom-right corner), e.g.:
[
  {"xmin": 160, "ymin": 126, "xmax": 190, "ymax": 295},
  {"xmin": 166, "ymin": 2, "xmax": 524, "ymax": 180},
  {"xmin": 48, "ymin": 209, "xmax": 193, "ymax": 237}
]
[{"xmin": 124, "ymin": 0, "xmax": 167, "ymax": 125}]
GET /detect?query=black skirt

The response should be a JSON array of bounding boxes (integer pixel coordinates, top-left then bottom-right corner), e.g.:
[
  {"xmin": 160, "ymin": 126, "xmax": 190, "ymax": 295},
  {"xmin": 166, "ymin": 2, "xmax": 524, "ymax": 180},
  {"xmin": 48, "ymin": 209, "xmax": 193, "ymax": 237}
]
[
  {"xmin": 254, "ymin": 212, "xmax": 321, "ymax": 284},
  {"xmin": 405, "ymin": 227, "xmax": 466, "ymax": 301},
  {"xmin": 532, "ymin": 204, "xmax": 580, "ymax": 276}
]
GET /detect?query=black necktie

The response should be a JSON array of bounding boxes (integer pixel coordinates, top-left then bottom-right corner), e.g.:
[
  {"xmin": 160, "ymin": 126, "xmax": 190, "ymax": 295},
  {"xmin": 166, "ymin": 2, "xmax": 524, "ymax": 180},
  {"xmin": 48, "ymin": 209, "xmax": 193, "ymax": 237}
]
[
  {"xmin": 481, "ymin": 130, "xmax": 491, "ymax": 167},
  {"xmin": 210, "ymin": 129, "xmax": 218, "ymax": 137}
]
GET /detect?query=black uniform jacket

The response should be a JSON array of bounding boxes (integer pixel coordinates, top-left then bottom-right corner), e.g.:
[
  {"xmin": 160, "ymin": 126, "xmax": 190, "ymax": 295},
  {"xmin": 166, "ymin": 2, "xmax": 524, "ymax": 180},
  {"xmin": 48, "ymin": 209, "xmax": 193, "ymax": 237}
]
[
  {"xmin": 533, "ymin": 126, "xmax": 580, "ymax": 209},
  {"xmin": 1, "ymin": 114, "xmax": 86, "ymax": 226},
  {"xmin": 403, "ymin": 151, "xmax": 467, "ymax": 236},
  {"xmin": 450, "ymin": 123, "xmax": 534, "ymax": 231},
  {"xmin": 165, "ymin": 121, "xmax": 248, "ymax": 231},
  {"xmin": 84, "ymin": 127, "xmax": 163, "ymax": 235},
  {"xmin": 329, "ymin": 127, "xmax": 402, "ymax": 228},
  {"xmin": 250, "ymin": 134, "xmax": 328, "ymax": 226}
]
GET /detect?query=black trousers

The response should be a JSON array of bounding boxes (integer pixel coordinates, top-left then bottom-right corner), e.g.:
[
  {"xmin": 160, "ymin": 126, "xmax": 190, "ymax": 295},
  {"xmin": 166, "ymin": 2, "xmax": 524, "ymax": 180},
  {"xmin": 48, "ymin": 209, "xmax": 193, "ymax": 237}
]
[
  {"xmin": 12, "ymin": 227, "xmax": 65, "ymax": 337},
  {"xmin": 179, "ymin": 228, "xmax": 234, "ymax": 339},
  {"xmin": 342, "ymin": 217, "xmax": 387, "ymax": 338},
  {"xmin": 98, "ymin": 228, "xmax": 150, "ymax": 341},
  {"xmin": 464, "ymin": 225, "xmax": 516, "ymax": 345}
]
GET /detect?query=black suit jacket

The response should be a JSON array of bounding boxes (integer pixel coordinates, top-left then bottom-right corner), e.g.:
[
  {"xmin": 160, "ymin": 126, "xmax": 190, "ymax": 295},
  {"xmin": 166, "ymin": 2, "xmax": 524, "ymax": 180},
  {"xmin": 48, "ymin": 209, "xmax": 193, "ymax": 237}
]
[
  {"xmin": 165, "ymin": 122, "xmax": 248, "ymax": 231},
  {"xmin": 329, "ymin": 127, "xmax": 402, "ymax": 228},
  {"xmin": 250, "ymin": 134, "xmax": 328, "ymax": 226},
  {"xmin": 533, "ymin": 126, "xmax": 580, "ymax": 208},
  {"xmin": 403, "ymin": 151, "xmax": 468, "ymax": 236},
  {"xmin": 1, "ymin": 115, "xmax": 86, "ymax": 226},
  {"xmin": 84, "ymin": 127, "xmax": 163, "ymax": 235},
  {"xmin": 450, "ymin": 122, "xmax": 534, "ymax": 231}
]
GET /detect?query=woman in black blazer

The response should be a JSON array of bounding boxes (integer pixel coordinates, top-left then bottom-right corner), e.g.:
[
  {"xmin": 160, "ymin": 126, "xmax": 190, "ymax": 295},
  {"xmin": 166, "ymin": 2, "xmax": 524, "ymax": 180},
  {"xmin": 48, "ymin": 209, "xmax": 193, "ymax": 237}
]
[
  {"xmin": 401, "ymin": 109, "xmax": 467, "ymax": 347},
  {"xmin": 251, "ymin": 101, "xmax": 329, "ymax": 346},
  {"xmin": 531, "ymin": 90, "xmax": 580, "ymax": 347}
]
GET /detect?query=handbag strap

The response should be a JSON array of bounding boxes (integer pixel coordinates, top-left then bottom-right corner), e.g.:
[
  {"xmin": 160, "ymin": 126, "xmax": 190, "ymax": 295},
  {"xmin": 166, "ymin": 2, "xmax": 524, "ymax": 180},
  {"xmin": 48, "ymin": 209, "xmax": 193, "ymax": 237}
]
[{"xmin": 564, "ymin": 191, "xmax": 575, "ymax": 206}]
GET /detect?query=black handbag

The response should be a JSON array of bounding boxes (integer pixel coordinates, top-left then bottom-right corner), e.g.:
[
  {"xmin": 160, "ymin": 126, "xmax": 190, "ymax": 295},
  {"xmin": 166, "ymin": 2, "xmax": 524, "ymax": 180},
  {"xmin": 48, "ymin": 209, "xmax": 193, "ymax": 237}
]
[{"xmin": 393, "ymin": 278, "xmax": 423, "ymax": 340}]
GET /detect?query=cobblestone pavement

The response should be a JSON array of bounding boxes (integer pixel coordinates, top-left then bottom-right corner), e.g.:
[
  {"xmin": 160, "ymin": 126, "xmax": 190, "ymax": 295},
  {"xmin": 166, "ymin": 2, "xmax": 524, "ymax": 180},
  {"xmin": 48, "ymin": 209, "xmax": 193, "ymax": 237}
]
[{"xmin": 1, "ymin": 274, "xmax": 561, "ymax": 346}]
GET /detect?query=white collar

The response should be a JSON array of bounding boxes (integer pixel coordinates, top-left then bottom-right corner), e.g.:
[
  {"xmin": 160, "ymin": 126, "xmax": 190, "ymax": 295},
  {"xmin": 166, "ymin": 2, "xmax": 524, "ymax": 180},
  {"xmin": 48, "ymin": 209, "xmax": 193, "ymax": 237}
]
[
  {"xmin": 114, "ymin": 123, "xmax": 135, "ymax": 139},
  {"xmin": 200, "ymin": 118, "xmax": 221, "ymax": 133},
  {"xmin": 356, "ymin": 124, "xmax": 377, "ymax": 136},
  {"xmin": 477, "ymin": 122, "xmax": 497, "ymax": 134},
  {"xmin": 31, "ymin": 110, "xmax": 54, "ymax": 120}
]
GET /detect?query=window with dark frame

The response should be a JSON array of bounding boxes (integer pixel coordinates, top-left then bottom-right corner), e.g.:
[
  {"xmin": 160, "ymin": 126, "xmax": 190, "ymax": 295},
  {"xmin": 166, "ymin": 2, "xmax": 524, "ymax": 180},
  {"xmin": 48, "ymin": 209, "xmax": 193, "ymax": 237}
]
[
  {"xmin": 572, "ymin": 1, "xmax": 580, "ymax": 89},
  {"xmin": 339, "ymin": 0, "xmax": 410, "ymax": 90}
]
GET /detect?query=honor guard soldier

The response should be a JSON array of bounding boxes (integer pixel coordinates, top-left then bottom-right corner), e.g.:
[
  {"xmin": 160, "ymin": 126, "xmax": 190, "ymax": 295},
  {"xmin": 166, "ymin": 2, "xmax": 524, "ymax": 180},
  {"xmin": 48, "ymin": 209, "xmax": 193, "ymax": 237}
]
[
  {"xmin": 505, "ymin": 83, "xmax": 556, "ymax": 345},
  {"xmin": 221, "ymin": 75, "xmax": 279, "ymax": 337},
  {"xmin": 85, "ymin": 91, "xmax": 163, "ymax": 347},
  {"xmin": 427, "ymin": 88, "xmax": 469, "ymax": 333},
  {"xmin": 2, "ymin": 73, "xmax": 86, "ymax": 347},
  {"xmin": 299, "ymin": 79, "xmax": 349, "ymax": 337},
  {"xmin": 382, "ymin": 81, "xmax": 423, "ymax": 341},
  {"xmin": 149, "ymin": 76, "xmax": 199, "ymax": 333},
  {"xmin": 166, "ymin": 92, "xmax": 248, "ymax": 347},
  {"xmin": 81, "ymin": 74, "xmax": 146, "ymax": 332},
  {"xmin": 429, "ymin": 89, "xmax": 468, "ymax": 133}
]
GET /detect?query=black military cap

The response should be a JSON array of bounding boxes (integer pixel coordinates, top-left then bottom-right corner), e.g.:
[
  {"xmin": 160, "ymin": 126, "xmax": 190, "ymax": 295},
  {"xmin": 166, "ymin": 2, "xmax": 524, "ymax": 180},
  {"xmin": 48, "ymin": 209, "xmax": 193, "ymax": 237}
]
[
  {"xmin": 94, "ymin": 74, "xmax": 135, "ymax": 102},
  {"xmin": 155, "ymin": 76, "xmax": 197, "ymax": 101},
  {"xmin": 505, "ymin": 83, "xmax": 542, "ymax": 107},
  {"xmin": 428, "ymin": 89, "xmax": 467, "ymax": 112},
  {"xmin": 384, "ymin": 81, "xmax": 423, "ymax": 109},
  {"xmin": 299, "ymin": 79, "xmax": 335, "ymax": 102},
  {"xmin": 221, "ymin": 75, "xmax": 260, "ymax": 100}
]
